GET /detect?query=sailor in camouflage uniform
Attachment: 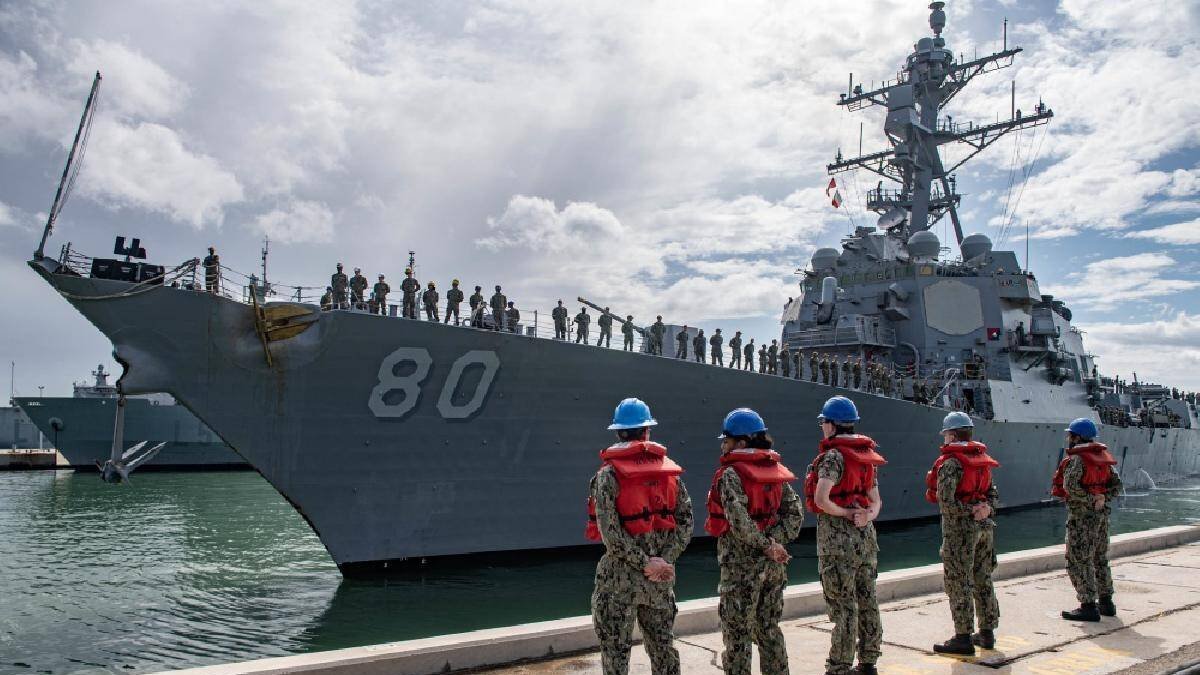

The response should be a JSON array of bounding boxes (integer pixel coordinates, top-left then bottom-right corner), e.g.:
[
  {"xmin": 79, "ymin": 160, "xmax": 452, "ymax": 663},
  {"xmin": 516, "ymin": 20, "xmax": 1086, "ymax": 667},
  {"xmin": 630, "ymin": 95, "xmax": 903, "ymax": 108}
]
[
  {"xmin": 744, "ymin": 339, "xmax": 755, "ymax": 372},
  {"xmin": 1052, "ymin": 418, "xmax": 1121, "ymax": 622},
  {"xmin": 597, "ymin": 307, "xmax": 614, "ymax": 348},
  {"xmin": 422, "ymin": 281, "xmax": 439, "ymax": 321},
  {"xmin": 650, "ymin": 317, "xmax": 666, "ymax": 356},
  {"xmin": 676, "ymin": 326, "xmax": 689, "ymax": 359},
  {"xmin": 586, "ymin": 398, "xmax": 693, "ymax": 675},
  {"xmin": 622, "ymin": 315, "xmax": 636, "ymax": 351},
  {"xmin": 729, "ymin": 331, "xmax": 743, "ymax": 369},
  {"xmin": 400, "ymin": 268, "xmax": 420, "ymax": 319},
  {"xmin": 804, "ymin": 396, "xmax": 885, "ymax": 675},
  {"xmin": 705, "ymin": 408, "xmax": 804, "ymax": 675},
  {"xmin": 444, "ymin": 279, "xmax": 464, "ymax": 325},
  {"xmin": 926, "ymin": 412, "xmax": 1001, "ymax": 655}
]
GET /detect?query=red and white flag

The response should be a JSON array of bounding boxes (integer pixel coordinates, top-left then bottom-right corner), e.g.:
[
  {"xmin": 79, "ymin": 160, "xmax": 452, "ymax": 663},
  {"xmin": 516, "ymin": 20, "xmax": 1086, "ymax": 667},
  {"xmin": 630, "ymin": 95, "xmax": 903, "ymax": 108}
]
[{"xmin": 825, "ymin": 177, "xmax": 843, "ymax": 208}]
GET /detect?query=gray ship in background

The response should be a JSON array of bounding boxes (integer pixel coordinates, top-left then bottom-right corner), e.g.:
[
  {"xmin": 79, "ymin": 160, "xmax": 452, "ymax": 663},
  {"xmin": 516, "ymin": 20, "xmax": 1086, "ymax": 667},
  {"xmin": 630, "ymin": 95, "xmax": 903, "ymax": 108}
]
[
  {"xmin": 15, "ymin": 365, "xmax": 245, "ymax": 470},
  {"xmin": 27, "ymin": 3, "xmax": 1199, "ymax": 572},
  {"xmin": 2, "ymin": 405, "xmax": 44, "ymax": 450}
]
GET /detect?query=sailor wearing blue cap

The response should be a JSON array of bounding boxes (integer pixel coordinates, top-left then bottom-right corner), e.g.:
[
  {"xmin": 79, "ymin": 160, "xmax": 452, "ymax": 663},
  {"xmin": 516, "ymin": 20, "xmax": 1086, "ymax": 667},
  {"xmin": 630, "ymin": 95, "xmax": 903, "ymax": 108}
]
[
  {"xmin": 1052, "ymin": 417, "xmax": 1121, "ymax": 622},
  {"xmin": 703, "ymin": 408, "xmax": 803, "ymax": 675},
  {"xmin": 585, "ymin": 398, "xmax": 692, "ymax": 675}
]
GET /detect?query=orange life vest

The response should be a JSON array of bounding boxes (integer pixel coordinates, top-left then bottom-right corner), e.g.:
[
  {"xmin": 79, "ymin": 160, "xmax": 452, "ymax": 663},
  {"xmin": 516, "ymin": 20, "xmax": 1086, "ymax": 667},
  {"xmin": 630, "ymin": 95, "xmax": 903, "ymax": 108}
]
[
  {"xmin": 924, "ymin": 441, "xmax": 1000, "ymax": 504},
  {"xmin": 704, "ymin": 450, "xmax": 797, "ymax": 537},
  {"xmin": 803, "ymin": 435, "xmax": 886, "ymax": 514},
  {"xmin": 1051, "ymin": 442, "xmax": 1117, "ymax": 499},
  {"xmin": 585, "ymin": 440, "xmax": 683, "ymax": 541}
]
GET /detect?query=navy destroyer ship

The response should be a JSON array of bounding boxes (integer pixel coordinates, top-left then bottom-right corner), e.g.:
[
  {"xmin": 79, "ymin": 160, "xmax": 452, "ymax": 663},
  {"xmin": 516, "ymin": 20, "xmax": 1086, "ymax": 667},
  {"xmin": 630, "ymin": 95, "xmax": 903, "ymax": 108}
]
[
  {"xmin": 27, "ymin": 4, "xmax": 1198, "ymax": 571},
  {"xmin": 14, "ymin": 365, "xmax": 244, "ymax": 470}
]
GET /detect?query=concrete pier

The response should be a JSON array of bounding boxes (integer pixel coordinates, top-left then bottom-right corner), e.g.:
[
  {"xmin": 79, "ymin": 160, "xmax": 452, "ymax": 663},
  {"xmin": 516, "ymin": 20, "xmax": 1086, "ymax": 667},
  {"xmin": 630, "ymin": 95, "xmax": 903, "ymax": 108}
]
[
  {"xmin": 155, "ymin": 525, "xmax": 1200, "ymax": 675},
  {"xmin": 0, "ymin": 448, "xmax": 61, "ymax": 470}
]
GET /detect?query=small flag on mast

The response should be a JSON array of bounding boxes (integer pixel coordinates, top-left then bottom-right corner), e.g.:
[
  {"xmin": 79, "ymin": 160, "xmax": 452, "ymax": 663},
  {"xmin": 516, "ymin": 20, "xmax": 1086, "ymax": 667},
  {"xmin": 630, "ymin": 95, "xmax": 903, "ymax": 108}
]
[{"xmin": 825, "ymin": 177, "xmax": 843, "ymax": 208}]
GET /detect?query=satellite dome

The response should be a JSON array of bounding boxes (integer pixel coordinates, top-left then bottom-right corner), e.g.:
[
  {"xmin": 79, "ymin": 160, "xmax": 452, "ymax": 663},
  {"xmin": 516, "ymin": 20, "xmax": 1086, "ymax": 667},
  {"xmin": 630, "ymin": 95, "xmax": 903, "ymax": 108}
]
[
  {"xmin": 960, "ymin": 233, "xmax": 993, "ymax": 262},
  {"xmin": 811, "ymin": 248, "xmax": 840, "ymax": 271},
  {"xmin": 907, "ymin": 231, "xmax": 940, "ymax": 260}
]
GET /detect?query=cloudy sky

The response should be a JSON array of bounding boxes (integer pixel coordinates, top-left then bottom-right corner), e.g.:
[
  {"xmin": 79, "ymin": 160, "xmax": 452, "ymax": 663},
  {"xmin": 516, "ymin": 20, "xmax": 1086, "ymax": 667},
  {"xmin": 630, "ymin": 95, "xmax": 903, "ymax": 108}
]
[{"xmin": 1, "ymin": 0, "xmax": 1198, "ymax": 397}]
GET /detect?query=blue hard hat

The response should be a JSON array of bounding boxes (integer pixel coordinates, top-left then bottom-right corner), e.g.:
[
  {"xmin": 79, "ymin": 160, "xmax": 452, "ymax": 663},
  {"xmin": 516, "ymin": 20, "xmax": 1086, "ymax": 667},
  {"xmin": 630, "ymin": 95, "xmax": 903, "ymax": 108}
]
[
  {"xmin": 1066, "ymin": 417, "xmax": 1098, "ymax": 439},
  {"xmin": 719, "ymin": 408, "xmax": 767, "ymax": 438},
  {"xmin": 608, "ymin": 397, "xmax": 658, "ymax": 430},
  {"xmin": 941, "ymin": 411, "xmax": 974, "ymax": 432},
  {"xmin": 818, "ymin": 396, "xmax": 860, "ymax": 423}
]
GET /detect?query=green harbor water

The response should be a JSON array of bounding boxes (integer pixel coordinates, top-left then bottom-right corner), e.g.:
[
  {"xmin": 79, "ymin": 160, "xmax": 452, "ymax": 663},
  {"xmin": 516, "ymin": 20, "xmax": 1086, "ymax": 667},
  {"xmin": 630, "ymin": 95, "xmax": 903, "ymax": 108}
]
[{"xmin": 0, "ymin": 470, "xmax": 1197, "ymax": 675}]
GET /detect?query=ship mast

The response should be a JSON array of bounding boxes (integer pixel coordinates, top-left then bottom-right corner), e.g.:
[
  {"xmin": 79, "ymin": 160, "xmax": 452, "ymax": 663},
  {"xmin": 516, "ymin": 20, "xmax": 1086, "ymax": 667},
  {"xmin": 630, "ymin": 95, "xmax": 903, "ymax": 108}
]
[
  {"xmin": 36, "ymin": 71, "xmax": 102, "ymax": 261},
  {"xmin": 827, "ymin": 3, "xmax": 1052, "ymax": 245}
]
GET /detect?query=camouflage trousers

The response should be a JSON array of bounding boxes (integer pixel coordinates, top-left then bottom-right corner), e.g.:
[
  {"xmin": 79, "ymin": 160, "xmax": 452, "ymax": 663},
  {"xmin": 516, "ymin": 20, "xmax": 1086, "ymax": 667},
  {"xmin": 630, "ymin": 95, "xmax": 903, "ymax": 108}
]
[
  {"xmin": 719, "ymin": 560, "xmax": 790, "ymax": 675},
  {"xmin": 941, "ymin": 519, "xmax": 1000, "ymax": 634},
  {"xmin": 402, "ymin": 294, "xmax": 417, "ymax": 318},
  {"xmin": 1066, "ymin": 508, "xmax": 1113, "ymax": 603},
  {"xmin": 819, "ymin": 554, "xmax": 882, "ymax": 675},
  {"xmin": 591, "ymin": 591, "xmax": 680, "ymax": 675}
]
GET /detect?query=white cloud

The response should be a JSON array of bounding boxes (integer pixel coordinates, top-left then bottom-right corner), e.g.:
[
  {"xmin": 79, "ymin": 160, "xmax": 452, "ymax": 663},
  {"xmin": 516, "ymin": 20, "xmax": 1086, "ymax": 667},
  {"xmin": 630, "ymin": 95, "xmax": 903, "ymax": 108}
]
[
  {"xmin": 1081, "ymin": 312, "xmax": 1200, "ymax": 390},
  {"xmin": 79, "ymin": 120, "xmax": 243, "ymax": 228},
  {"xmin": 482, "ymin": 196, "xmax": 624, "ymax": 252},
  {"xmin": 252, "ymin": 200, "xmax": 335, "ymax": 244},
  {"xmin": 0, "ymin": 201, "xmax": 16, "ymax": 227},
  {"xmin": 1127, "ymin": 219, "xmax": 1200, "ymax": 245},
  {"xmin": 1045, "ymin": 252, "xmax": 1200, "ymax": 310},
  {"xmin": 70, "ymin": 40, "xmax": 188, "ymax": 119}
]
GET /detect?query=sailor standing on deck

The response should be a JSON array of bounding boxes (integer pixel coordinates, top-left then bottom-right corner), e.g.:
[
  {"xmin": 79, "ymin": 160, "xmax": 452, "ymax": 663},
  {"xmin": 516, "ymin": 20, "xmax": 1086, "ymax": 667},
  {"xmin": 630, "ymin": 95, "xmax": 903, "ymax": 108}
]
[
  {"xmin": 203, "ymin": 246, "xmax": 221, "ymax": 294},
  {"xmin": 622, "ymin": 316, "xmax": 636, "ymax": 351},
  {"xmin": 505, "ymin": 301, "xmax": 520, "ymax": 333},
  {"xmin": 705, "ymin": 408, "xmax": 804, "ymax": 675},
  {"xmin": 490, "ymin": 285, "xmax": 507, "ymax": 331},
  {"xmin": 650, "ymin": 317, "xmax": 666, "ymax": 356},
  {"xmin": 586, "ymin": 398, "xmax": 693, "ymax": 675},
  {"xmin": 552, "ymin": 300, "xmax": 569, "ymax": 340},
  {"xmin": 350, "ymin": 268, "xmax": 368, "ymax": 308},
  {"xmin": 1052, "ymin": 418, "xmax": 1121, "ymax": 622},
  {"xmin": 597, "ymin": 307, "xmax": 614, "ymax": 348},
  {"xmin": 373, "ymin": 275, "xmax": 390, "ymax": 315},
  {"xmin": 729, "ymin": 331, "xmax": 742, "ymax": 369},
  {"xmin": 469, "ymin": 285, "xmax": 485, "ymax": 318},
  {"xmin": 445, "ymin": 279, "xmax": 464, "ymax": 325},
  {"xmin": 710, "ymin": 329, "xmax": 724, "ymax": 366},
  {"xmin": 676, "ymin": 326, "xmax": 689, "ymax": 360},
  {"xmin": 927, "ymin": 412, "xmax": 1001, "ymax": 655},
  {"xmin": 331, "ymin": 263, "xmax": 349, "ymax": 309},
  {"xmin": 400, "ymin": 268, "xmax": 419, "ymax": 318},
  {"xmin": 422, "ymin": 281, "xmax": 439, "ymax": 321},
  {"xmin": 693, "ymin": 330, "xmax": 706, "ymax": 364},
  {"xmin": 804, "ymin": 396, "xmax": 886, "ymax": 675},
  {"xmin": 575, "ymin": 306, "xmax": 591, "ymax": 343},
  {"xmin": 744, "ymin": 339, "xmax": 755, "ymax": 372}
]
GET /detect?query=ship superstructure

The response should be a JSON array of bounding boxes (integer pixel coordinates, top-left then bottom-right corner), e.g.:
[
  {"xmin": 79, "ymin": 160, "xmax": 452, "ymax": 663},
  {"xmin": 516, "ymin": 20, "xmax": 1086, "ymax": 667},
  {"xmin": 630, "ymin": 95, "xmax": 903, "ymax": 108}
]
[{"xmin": 24, "ymin": 4, "xmax": 1198, "ymax": 570}]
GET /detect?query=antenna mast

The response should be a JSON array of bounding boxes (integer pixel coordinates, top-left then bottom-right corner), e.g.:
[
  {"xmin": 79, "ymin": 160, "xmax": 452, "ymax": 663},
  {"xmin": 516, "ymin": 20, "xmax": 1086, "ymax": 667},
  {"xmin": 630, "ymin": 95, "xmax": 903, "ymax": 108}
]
[
  {"xmin": 261, "ymin": 236, "xmax": 271, "ymax": 295},
  {"xmin": 827, "ymin": 4, "xmax": 1052, "ymax": 246},
  {"xmin": 36, "ymin": 71, "xmax": 102, "ymax": 260}
]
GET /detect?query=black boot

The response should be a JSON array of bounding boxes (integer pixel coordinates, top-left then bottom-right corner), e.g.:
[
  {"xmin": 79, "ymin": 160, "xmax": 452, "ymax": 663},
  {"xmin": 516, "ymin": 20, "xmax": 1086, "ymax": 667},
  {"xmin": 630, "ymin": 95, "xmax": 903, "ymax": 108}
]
[
  {"xmin": 933, "ymin": 634, "xmax": 976, "ymax": 655},
  {"xmin": 1061, "ymin": 603, "xmax": 1101, "ymax": 622},
  {"xmin": 971, "ymin": 629, "xmax": 996, "ymax": 649},
  {"xmin": 1098, "ymin": 595, "xmax": 1116, "ymax": 616},
  {"xmin": 855, "ymin": 664, "xmax": 878, "ymax": 675}
]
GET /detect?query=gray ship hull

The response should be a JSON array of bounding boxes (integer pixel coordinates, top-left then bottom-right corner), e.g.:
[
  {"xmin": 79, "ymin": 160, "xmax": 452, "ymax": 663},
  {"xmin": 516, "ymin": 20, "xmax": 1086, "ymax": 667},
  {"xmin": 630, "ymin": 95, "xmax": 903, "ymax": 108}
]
[
  {"xmin": 34, "ymin": 267, "xmax": 1200, "ymax": 570},
  {"xmin": 15, "ymin": 396, "xmax": 245, "ymax": 470}
]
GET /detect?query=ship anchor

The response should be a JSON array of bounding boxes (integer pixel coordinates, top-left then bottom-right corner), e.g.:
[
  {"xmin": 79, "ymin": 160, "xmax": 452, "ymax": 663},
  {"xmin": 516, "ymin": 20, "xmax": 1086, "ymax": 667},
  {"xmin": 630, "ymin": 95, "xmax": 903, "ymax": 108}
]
[{"xmin": 95, "ymin": 394, "xmax": 166, "ymax": 483}]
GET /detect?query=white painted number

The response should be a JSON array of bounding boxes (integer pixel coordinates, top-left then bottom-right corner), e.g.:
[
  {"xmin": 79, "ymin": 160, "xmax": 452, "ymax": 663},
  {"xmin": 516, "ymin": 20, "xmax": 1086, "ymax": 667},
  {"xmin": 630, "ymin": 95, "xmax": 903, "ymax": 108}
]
[
  {"xmin": 368, "ymin": 348, "xmax": 501, "ymax": 420},
  {"xmin": 368, "ymin": 347, "xmax": 433, "ymax": 419}
]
